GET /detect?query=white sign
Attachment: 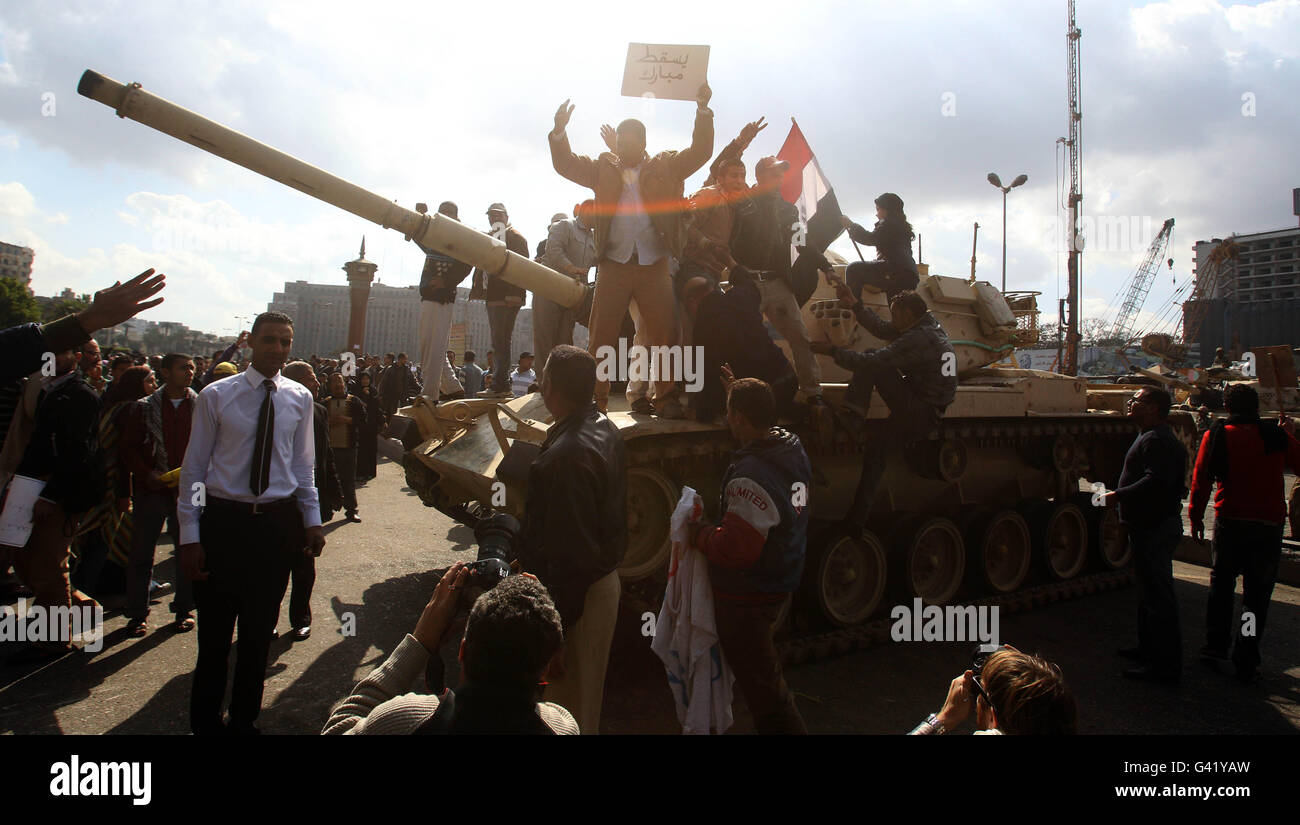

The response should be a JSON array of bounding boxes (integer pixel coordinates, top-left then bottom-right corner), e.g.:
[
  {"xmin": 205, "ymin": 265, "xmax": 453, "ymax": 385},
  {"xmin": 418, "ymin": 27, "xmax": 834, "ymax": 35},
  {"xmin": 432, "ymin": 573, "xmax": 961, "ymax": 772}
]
[{"xmin": 621, "ymin": 43, "xmax": 710, "ymax": 101}]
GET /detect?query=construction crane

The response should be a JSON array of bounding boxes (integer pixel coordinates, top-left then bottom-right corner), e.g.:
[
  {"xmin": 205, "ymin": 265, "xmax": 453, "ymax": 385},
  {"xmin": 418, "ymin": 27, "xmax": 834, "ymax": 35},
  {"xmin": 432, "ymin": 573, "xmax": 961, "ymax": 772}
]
[
  {"xmin": 1105, "ymin": 218, "xmax": 1175, "ymax": 343},
  {"xmin": 1129, "ymin": 236, "xmax": 1239, "ymax": 367},
  {"xmin": 1057, "ymin": 0, "xmax": 1083, "ymax": 375}
]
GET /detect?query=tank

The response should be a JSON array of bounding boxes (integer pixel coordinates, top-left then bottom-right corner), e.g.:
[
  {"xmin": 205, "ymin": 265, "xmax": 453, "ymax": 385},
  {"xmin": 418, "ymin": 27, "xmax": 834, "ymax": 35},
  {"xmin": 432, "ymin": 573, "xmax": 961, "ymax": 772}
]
[{"xmin": 79, "ymin": 69, "xmax": 1199, "ymax": 645}]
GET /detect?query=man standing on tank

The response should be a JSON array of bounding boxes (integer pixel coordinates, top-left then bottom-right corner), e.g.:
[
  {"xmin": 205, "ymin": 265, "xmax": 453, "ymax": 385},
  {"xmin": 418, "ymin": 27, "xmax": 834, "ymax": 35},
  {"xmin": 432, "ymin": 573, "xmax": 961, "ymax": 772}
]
[
  {"xmin": 414, "ymin": 201, "xmax": 473, "ymax": 405},
  {"xmin": 547, "ymin": 84, "xmax": 714, "ymax": 418},
  {"xmin": 471, "ymin": 204, "xmax": 529, "ymax": 399}
]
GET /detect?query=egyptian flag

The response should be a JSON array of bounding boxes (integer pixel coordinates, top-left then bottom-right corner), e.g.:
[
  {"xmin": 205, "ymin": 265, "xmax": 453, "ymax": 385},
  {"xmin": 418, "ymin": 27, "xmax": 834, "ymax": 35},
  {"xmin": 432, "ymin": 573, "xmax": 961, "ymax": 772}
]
[{"xmin": 777, "ymin": 119, "xmax": 844, "ymax": 306}]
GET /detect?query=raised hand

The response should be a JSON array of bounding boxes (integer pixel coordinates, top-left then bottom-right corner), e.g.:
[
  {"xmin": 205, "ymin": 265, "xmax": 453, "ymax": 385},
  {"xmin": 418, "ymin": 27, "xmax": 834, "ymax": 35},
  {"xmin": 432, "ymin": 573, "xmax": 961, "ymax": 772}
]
[
  {"xmin": 77, "ymin": 268, "xmax": 166, "ymax": 333},
  {"xmin": 600, "ymin": 123, "xmax": 617, "ymax": 153},
  {"xmin": 553, "ymin": 99, "xmax": 575, "ymax": 135},
  {"xmin": 696, "ymin": 82, "xmax": 712, "ymax": 108},
  {"xmin": 739, "ymin": 116, "xmax": 767, "ymax": 145}
]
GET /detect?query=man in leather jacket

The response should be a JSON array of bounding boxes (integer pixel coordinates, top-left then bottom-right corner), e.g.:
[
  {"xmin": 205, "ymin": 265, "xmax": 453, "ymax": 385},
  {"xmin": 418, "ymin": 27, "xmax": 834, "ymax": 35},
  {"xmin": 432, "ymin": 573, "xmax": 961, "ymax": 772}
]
[{"xmin": 516, "ymin": 345, "xmax": 627, "ymax": 734}]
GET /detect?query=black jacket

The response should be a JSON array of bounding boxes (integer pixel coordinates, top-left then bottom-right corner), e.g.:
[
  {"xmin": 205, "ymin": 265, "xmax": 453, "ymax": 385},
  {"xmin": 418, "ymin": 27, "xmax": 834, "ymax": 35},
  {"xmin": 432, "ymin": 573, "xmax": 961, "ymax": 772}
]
[
  {"xmin": 0, "ymin": 316, "xmax": 91, "ymax": 386},
  {"xmin": 693, "ymin": 276, "xmax": 796, "ymax": 422},
  {"xmin": 831, "ymin": 309, "xmax": 957, "ymax": 411},
  {"xmin": 518, "ymin": 402, "xmax": 627, "ymax": 628},
  {"xmin": 16, "ymin": 371, "xmax": 101, "ymax": 510},
  {"xmin": 730, "ymin": 190, "xmax": 799, "ymax": 282},
  {"xmin": 1115, "ymin": 423, "xmax": 1187, "ymax": 529},
  {"xmin": 847, "ymin": 218, "xmax": 917, "ymax": 275},
  {"xmin": 415, "ymin": 243, "xmax": 473, "ymax": 304},
  {"xmin": 311, "ymin": 402, "xmax": 343, "ymax": 515},
  {"xmin": 471, "ymin": 226, "xmax": 530, "ymax": 303},
  {"xmin": 379, "ymin": 364, "xmax": 420, "ymax": 411}
]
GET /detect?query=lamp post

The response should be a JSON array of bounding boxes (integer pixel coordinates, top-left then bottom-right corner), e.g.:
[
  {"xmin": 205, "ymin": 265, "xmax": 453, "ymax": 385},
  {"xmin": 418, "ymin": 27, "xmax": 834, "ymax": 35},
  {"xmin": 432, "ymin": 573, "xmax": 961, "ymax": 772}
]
[{"xmin": 987, "ymin": 172, "xmax": 1028, "ymax": 292}]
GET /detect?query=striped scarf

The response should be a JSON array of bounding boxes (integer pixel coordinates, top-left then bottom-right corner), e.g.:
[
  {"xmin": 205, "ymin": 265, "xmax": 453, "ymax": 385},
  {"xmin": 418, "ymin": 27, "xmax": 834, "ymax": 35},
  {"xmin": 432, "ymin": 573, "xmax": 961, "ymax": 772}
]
[{"xmin": 74, "ymin": 400, "xmax": 136, "ymax": 566}]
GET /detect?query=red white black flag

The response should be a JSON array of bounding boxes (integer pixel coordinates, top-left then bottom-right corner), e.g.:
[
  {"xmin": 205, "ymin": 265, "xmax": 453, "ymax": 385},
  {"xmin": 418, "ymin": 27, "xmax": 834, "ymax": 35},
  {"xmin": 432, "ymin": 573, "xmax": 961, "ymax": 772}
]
[{"xmin": 777, "ymin": 119, "xmax": 844, "ymax": 254}]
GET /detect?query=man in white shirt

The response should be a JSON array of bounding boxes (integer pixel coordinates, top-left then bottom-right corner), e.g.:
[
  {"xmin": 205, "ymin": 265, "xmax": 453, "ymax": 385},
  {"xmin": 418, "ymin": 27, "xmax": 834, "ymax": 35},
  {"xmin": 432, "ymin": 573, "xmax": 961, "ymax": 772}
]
[
  {"xmin": 178, "ymin": 311, "xmax": 325, "ymax": 735},
  {"xmin": 510, "ymin": 353, "xmax": 537, "ymax": 398}
]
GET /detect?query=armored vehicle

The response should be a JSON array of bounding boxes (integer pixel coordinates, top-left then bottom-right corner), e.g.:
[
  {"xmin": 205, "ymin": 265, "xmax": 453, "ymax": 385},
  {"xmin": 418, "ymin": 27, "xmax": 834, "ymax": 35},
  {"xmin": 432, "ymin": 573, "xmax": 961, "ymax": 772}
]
[{"xmin": 79, "ymin": 70, "xmax": 1197, "ymax": 642}]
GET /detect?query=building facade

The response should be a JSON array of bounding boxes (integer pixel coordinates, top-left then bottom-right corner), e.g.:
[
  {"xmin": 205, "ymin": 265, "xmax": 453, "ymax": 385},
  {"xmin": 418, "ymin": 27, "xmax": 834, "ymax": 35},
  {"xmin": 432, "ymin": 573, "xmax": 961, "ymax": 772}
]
[
  {"xmin": 0, "ymin": 242, "xmax": 34, "ymax": 287},
  {"xmin": 267, "ymin": 281, "xmax": 535, "ymax": 368},
  {"xmin": 1191, "ymin": 221, "xmax": 1300, "ymax": 364}
]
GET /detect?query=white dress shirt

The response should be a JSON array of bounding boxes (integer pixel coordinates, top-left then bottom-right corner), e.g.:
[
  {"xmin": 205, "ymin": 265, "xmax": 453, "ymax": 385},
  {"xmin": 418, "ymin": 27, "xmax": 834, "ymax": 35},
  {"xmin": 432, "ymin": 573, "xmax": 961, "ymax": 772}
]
[
  {"xmin": 606, "ymin": 164, "xmax": 665, "ymax": 265},
  {"xmin": 177, "ymin": 365, "xmax": 320, "ymax": 545}
]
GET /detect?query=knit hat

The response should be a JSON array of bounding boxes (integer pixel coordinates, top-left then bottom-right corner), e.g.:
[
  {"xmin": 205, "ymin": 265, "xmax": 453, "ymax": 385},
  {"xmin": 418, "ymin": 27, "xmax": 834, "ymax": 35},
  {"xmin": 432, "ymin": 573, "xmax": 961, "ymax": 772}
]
[{"xmin": 212, "ymin": 361, "xmax": 238, "ymax": 377}]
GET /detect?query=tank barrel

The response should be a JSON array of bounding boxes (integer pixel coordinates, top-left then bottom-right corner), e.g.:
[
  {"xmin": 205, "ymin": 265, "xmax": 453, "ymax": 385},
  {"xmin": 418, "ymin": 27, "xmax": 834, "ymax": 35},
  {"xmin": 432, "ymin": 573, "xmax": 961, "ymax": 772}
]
[{"xmin": 76, "ymin": 70, "xmax": 585, "ymax": 310}]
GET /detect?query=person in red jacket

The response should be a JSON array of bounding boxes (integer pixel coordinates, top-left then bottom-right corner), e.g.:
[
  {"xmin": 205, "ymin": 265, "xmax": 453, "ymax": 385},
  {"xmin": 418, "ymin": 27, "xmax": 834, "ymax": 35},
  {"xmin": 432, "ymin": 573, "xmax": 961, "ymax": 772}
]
[{"xmin": 1189, "ymin": 383, "xmax": 1300, "ymax": 684}]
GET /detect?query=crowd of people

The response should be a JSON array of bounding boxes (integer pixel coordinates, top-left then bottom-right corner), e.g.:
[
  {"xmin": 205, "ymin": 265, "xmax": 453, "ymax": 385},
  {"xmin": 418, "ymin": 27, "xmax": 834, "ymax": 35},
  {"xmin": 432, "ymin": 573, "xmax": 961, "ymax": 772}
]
[{"xmin": 2, "ymin": 78, "xmax": 1296, "ymax": 737}]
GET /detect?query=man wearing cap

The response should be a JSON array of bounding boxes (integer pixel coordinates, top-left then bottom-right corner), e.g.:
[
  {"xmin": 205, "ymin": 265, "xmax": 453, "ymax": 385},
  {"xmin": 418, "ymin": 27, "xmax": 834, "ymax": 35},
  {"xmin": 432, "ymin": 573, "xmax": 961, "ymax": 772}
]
[
  {"xmin": 471, "ymin": 204, "xmax": 529, "ymax": 399},
  {"xmin": 729, "ymin": 155, "xmax": 824, "ymax": 407},
  {"xmin": 414, "ymin": 201, "xmax": 474, "ymax": 405},
  {"xmin": 539, "ymin": 201, "xmax": 597, "ymax": 372},
  {"xmin": 548, "ymin": 84, "xmax": 715, "ymax": 418}
]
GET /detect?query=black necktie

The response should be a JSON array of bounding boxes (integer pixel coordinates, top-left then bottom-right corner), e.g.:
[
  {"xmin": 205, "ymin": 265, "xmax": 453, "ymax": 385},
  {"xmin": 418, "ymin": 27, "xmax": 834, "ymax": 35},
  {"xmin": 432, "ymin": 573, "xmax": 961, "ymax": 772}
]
[{"xmin": 250, "ymin": 379, "xmax": 275, "ymax": 496}]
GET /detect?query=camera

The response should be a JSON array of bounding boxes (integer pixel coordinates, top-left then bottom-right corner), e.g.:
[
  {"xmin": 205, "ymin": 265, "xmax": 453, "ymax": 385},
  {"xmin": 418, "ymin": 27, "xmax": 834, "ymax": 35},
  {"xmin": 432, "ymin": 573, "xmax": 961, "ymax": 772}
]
[
  {"xmin": 972, "ymin": 645, "xmax": 998, "ymax": 675},
  {"xmin": 465, "ymin": 511, "xmax": 519, "ymax": 589}
]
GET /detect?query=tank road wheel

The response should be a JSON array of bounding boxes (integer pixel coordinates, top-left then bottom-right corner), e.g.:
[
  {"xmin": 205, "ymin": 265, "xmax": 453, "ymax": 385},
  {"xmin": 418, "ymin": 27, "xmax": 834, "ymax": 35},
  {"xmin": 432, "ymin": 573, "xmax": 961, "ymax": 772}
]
[
  {"xmin": 619, "ymin": 468, "xmax": 677, "ymax": 581},
  {"xmin": 804, "ymin": 529, "xmax": 888, "ymax": 627},
  {"xmin": 1094, "ymin": 506, "xmax": 1131, "ymax": 569},
  {"xmin": 1026, "ymin": 501, "xmax": 1089, "ymax": 581},
  {"xmin": 894, "ymin": 516, "xmax": 965, "ymax": 605},
  {"xmin": 964, "ymin": 510, "xmax": 1032, "ymax": 594}
]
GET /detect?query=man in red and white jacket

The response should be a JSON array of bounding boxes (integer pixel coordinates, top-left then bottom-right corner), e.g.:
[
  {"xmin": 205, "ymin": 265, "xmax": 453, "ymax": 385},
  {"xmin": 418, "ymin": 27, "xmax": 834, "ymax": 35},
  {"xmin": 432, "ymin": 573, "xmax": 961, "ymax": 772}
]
[
  {"xmin": 689, "ymin": 377, "xmax": 810, "ymax": 734},
  {"xmin": 1189, "ymin": 384, "xmax": 1300, "ymax": 683}
]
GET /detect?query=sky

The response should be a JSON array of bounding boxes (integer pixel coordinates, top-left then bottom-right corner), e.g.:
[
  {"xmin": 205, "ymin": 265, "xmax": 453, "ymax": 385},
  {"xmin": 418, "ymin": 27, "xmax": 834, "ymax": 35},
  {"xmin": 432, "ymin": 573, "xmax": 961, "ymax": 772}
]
[{"xmin": 1, "ymin": 0, "xmax": 1297, "ymax": 340}]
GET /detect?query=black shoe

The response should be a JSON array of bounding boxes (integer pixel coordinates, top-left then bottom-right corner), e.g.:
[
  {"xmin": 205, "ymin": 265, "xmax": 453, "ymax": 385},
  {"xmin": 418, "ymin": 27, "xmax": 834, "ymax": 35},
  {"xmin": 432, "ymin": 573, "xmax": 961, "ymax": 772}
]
[
  {"xmin": 630, "ymin": 398, "xmax": 654, "ymax": 415},
  {"xmin": 1198, "ymin": 644, "xmax": 1229, "ymax": 662},
  {"xmin": 1117, "ymin": 647, "xmax": 1148, "ymax": 662},
  {"xmin": 269, "ymin": 629, "xmax": 280, "ymax": 641},
  {"xmin": 1234, "ymin": 667, "xmax": 1259, "ymax": 686},
  {"xmin": 292, "ymin": 626, "xmax": 311, "ymax": 641},
  {"xmin": 346, "ymin": 512, "xmax": 361, "ymax": 523},
  {"xmin": 1123, "ymin": 665, "xmax": 1180, "ymax": 684}
]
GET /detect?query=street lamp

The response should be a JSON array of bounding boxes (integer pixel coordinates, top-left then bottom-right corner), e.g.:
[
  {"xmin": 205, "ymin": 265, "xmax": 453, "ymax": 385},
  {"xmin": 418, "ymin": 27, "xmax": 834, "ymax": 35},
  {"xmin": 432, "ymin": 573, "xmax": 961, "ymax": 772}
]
[{"xmin": 987, "ymin": 172, "xmax": 1028, "ymax": 292}]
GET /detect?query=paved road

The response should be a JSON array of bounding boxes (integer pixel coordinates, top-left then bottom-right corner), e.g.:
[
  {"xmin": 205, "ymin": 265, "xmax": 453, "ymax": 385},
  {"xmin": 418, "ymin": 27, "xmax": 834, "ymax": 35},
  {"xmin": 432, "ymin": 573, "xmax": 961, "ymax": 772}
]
[{"xmin": 2, "ymin": 455, "xmax": 1298, "ymax": 734}]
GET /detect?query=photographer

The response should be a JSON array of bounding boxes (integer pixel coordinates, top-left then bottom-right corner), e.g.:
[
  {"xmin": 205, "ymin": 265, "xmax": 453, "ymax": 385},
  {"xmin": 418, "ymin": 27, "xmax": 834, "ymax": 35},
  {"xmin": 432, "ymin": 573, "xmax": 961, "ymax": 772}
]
[
  {"xmin": 516, "ymin": 345, "xmax": 627, "ymax": 735},
  {"xmin": 322, "ymin": 562, "xmax": 577, "ymax": 735},
  {"xmin": 909, "ymin": 648, "xmax": 1077, "ymax": 735}
]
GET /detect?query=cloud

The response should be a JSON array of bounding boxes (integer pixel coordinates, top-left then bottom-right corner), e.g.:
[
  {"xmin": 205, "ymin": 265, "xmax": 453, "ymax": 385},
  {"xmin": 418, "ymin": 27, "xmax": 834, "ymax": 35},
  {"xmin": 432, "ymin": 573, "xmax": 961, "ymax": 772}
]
[{"xmin": 1, "ymin": 0, "xmax": 1296, "ymax": 337}]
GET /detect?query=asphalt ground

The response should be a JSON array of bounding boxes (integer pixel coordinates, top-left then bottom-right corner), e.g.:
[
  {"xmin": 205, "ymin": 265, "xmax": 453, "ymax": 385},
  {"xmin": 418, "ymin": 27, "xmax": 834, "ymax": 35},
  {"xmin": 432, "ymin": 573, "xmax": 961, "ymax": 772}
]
[{"xmin": 1, "ymin": 454, "xmax": 1297, "ymax": 735}]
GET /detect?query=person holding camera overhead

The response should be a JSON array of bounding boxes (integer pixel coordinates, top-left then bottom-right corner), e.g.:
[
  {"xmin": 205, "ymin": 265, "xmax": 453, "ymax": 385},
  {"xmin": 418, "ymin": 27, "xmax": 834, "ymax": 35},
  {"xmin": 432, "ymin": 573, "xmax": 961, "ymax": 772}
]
[
  {"xmin": 909, "ymin": 647, "xmax": 1077, "ymax": 735},
  {"xmin": 323, "ymin": 563, "xmax": 578, "ymax": 735},
  {"xmin": 515, "ymin": 345, "xmax": 628, "ymax": 735}
]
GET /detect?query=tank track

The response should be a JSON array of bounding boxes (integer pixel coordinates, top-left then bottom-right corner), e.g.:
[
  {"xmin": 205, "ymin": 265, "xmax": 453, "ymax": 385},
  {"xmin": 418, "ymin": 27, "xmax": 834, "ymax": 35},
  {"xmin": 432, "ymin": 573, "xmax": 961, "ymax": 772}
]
[{"xmin": 775, "ymin": 568, "xmax": 1135, "ymax": 666}]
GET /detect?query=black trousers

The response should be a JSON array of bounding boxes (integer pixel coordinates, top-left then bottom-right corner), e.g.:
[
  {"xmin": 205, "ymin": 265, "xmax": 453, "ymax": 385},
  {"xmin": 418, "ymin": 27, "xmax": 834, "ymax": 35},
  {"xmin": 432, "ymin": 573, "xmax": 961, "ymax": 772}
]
[
  {"xmin": 1129, "ymin": 515, "xmax": 1184, "ymax": 674},
  {"xmin": 287, "ymin": 551, "xmax": 315, "ymax": 630},
  {"xmin": 1206, "ymin": 517, "xmax": 1283, "ymax": 672},
  {"xmin": 844, "ymin": 363, "xmax": 941, "ymax": 530},
  {"xmin": 846, "ymin": 260, "xmax": 918, "ymax": 300},
  {"xmin": 190, "ymin": 501, "xmax": 304, "ymax": 734}
]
